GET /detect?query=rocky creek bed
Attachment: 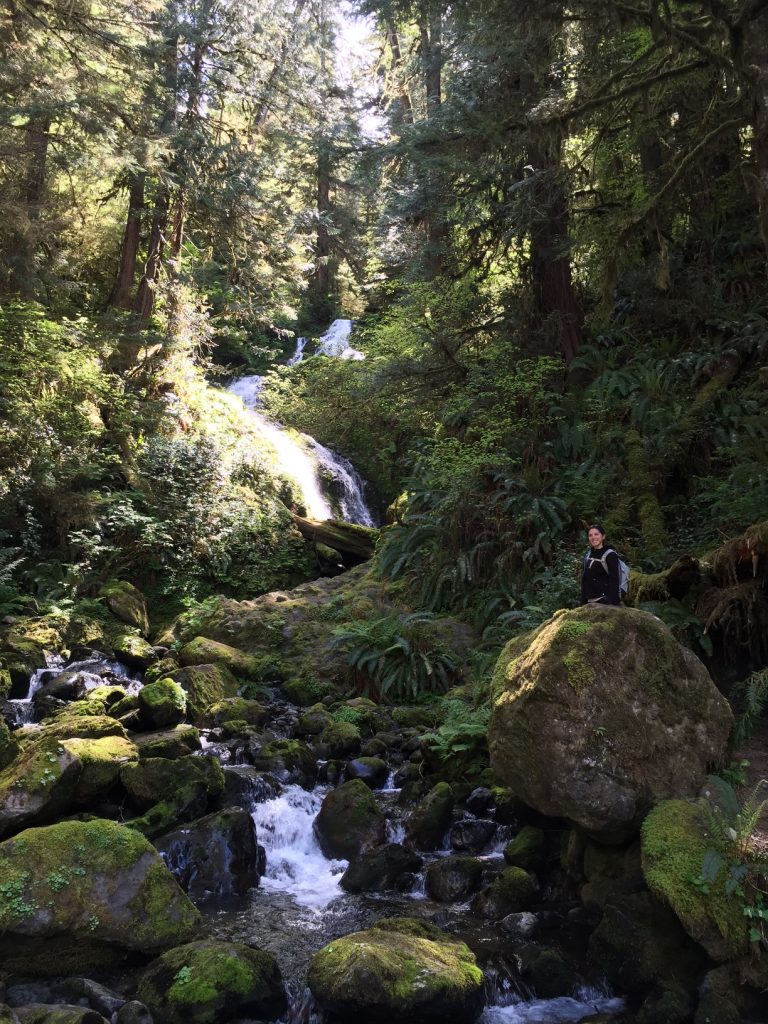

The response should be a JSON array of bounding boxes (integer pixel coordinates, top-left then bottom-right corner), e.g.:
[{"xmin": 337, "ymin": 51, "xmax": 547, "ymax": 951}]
[{"xmin": 0, "ymin": 579, "xmax": 766, "ymax": 1024}]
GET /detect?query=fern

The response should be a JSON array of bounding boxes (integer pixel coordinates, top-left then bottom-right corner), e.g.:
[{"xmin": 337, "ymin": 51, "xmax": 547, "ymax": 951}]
[{"xmin": 731, "ymin": 669, "xmax": 768, "ymax": 746}]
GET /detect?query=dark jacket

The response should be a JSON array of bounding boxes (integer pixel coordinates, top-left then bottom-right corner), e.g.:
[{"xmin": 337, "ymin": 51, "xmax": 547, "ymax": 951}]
[{"xmin": 581, "ymin": 546, "xmax": 621, "ymax": 606}]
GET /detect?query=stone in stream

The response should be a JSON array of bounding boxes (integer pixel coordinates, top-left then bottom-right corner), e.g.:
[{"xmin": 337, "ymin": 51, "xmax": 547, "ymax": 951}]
[
  {"xmin": 9, "ymin": 1005, "xmax": 107, "ymax": 1022},
  {"xmin": 449, "ymin": 818, "xmax": 497, "ymax": 853},
  {"xmin": 404, "ymin": 782, "xmax": 454, "ymax": 851},
  {"xmin": 314, "ymin": 778, "xmax": 386, "ymax": 859},
  {"xmin": 131, "ymin": 724, "xmax": 201, "ymax": 759},
  {"xmin": 489, "ymin": 605, "xmax": 733, "ymax": 840},
  {"xmin": 249, "ymin": 738, "xmax": 316, "ymax": 788},
  {"xmin": 465, "ymin": 786, "xmax": 493, "ymax": 816},
  {"xmin": 307, "ymin": 917, "xmax": 484, "ymax": 1024},
  {"xmin": 0, "ymin": 819, "xmax": 200, "ymax": 973},
  {"xmin": 318, "ymin": 719, "xmax": 361, "ymax": 758},
  {"xmin": 137, "ymin": 940, "xmax": 286, "ymax": 1024},
  {"xmin": 340, "ymin": 843, "xmax": 423, "ymax": 893},
  {"xmin": 345, "ymin": 755, "xmax": 388, "ymax": 789},
  {"xmin": 120, "ymin": 755, "xmax": 224, "ymax": 839},
  {"xmin": 155, "ymin": 806, "xmax": 261, "ymax": 900},
  {"xmin": 0, "ymin": 717, "xmax": 19, "ymax": 769},
  {"xmin": 170, "ymin": 663, "xmax": 241, "ymax": 723},
  {"xmin": 425, "ymin": 855, "xmax": 484, "ymax": 903},
  {"xmin": 178, "ymin": 636, "xmax": 264, "ymax": 678},
  {"xmin": 471, "ymin": 866, "xmax": 534, "ymax": 918},
  {"xmin": 112, "ymin": 634, "xmax": 157, "ymax": 672},
  {"xmin": 503, "ymin": 824, "xmax": 546, "ymax": 870}
]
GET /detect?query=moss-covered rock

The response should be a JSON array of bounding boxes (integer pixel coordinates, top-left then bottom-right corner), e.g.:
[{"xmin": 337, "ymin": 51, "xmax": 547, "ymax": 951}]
[
  {"xmin": 0, "ymin": 819, "xmax": 200, "ymax": 970},
  {"xmin": 307, "ymin": 917, "xmax": 484, "ymax": 1024},
  {"xmin": 425, "ymin": 856, "xmax": 483, "ymax": 903},
  {"xmin": 143, "ymin": 656, "xmax": 180, "ymax": 685},
  {"xmin": 121, "ymin": 756, "xmax": 224, "ymax": 839},
  {"xmin": 340, "ymin": 843, "xmax": 422, "ymax": 894},
  {"xmin": 314, "ymin": 778, "xmax": 386, "ymax": 859},
  {"xmin": 99, "ymin": 581, "xmax": 149, "ymax": 635},
  {"xmin": 0, "ymin": 735, "xmax": 83, "ymax": 838},
  {"xmin": 0, "ymin": 664, "xmax": 12, "ymax": 699},
  {"xmin": 112, "ymin": 634, "xmax": 157, "ymax": 671},
  {"xmin": 62, "ymin": 735, "xmax": 138, "ymax": 803},
  {"xmin": 405, "ymin": 783, "xmax": 454, "ymax": 851},
  {"xmin": 319, "ymin": 720, "xmax": 361, "ymax": 759},
  {"xmin": 346, "ymin": 756, "xmax": 388, "ymax": 789},
  {"xmin": 171, "ymin": 663, "xmax": 240, "ymax": 723},
  {"xmin": 503, "ymin": 826, "xmax": 546, "ymax": 871},
  {"xmin": 199, "ymin": 696, "xmax": 266, "ymax": 728},
  {"xmin": 0, "ymin": 718, "xmax": 20, "ymax": 770},
  {"xmin": 178, "ymin": 637, "xmax": 263, "ymax": 679},
  {"xmin": 0, "ymin": 617, "xmax": 65, "ymax": 690},
  {"xmin": 250, "ymin": 739, "xmax": 316, "ymax": 788},
  {"xmin": 641, "ymin": 798, "xmax": 749, "ymax": 961},
  {"xmin": 489, "ymin": 606, "xmax": 733, "ymax": 839},
  {"xmin": 471, "ymin": 866, "xmax": 534, "ymax": 918},
  {"xmin": 296, "ymin": 703, "xmax": 332, "ymax": 736},
  {"xmin": 283, "ymin": 676, "xmax": 336, "ymax": 706},
  {"xmin": 138, "ymin": 678, "xmax": 187, "ymax": 729},
  {"xmin": 132, "ymin": 725, "xmax": 201, "ymax": 760},
  {"xmin": 136, "ymin": 940, "xmax": 286, "ymax": 1024},
  {"xmin": 10, "ymin": 1005, "xmax": 108, "ymax": 1023}
]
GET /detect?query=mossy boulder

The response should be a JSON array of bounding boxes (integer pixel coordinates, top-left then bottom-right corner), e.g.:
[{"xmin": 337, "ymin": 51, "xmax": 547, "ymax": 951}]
[
  {"xmin": 0, "ymin": 617, "xmax": 64, "ymax": 690},
  {"xmin": 136, "ymin": 939, "xmax": 285, "ymax": 1024},
  {"xmin": 283, "ymin": 676, "xmax": 336, "ymax": 706},
  {"xmin": 503, "ymin": 826, "xmax": 546, "ymax": 871},
  {"xmin": 112, "ymin": 634, "xmax": 157, "ymax": 672},
  {"xmin": 250, "ymin": 739, "xmax": 316, "ymax": 788},
  {"xmin": 296, "ymin": 703, "xmax": 332, "ymax": 736},
  {"xmin": 471, "ymin": 866, "xmax": 534, "ymax": 918},
  {"xmin": 319, "ymin": 720, "xmax": 361, "ymax": 759},
  {"xmin": 137, "ymin": 679, "xmax": 187, "ymax": 728},
  {"xmin": 143, "ymin": 656, "xmax": 180, "ymax": 685},
  {"xmin": 121, "ymin": 756, "xmax": 224, "ymax": 838},
  {"xmin": 340, "ymin": 843, "xmax": 422, "ymax": 894},
  {"xmin": 307, "ymin": 917, "xmax": 484, "ymax": 1024},
  {"xmin": 641, "ymin": 798, "xmax": 749, "ymax": 961},
  {"xmin": 346, "ymin": 756, "xmax": 388, "ymax": 789},
  {"xmin": 171, "ymin": 664, "xmax": 240, "ymax": 723},
  {"xmin": 199, "ymin": 696, "xmax": 266, "ymax": 729},
  {"xmin": 100, "ymin": 582, "xmax": 149, "ymax": 635},
  {"xmin": 0, "ymin": 735, "xmax": 83, "ymax": 838},
  {"xmin": 0, "ymin": 819, "xmax": 200, "ymax": 969},
  {"xmin": 405, "ymin": 783, "xmax": 454, "ymax": 851},
  {"xmin": 425, "ymin": 856, "xmax": 483, "ymax": 903},
  {"xmin": 314, "ymin": 779, "xmax": 386, "ymax": 859},
  {"xmin": 9, "ymin": 1006, "xmax": 107, "ymax": 1023},
  {"xmin": 62, "ymin": 735, "xmax": 138, "ymax": 803},
  {"xmin": 489, "ymin": 606, "xmax": 733, "ymax": 840},
  {"xmin": 178, "ymin": 637, "xmax": 262, "ymax": 679},
  {"xmin": 131, "ymin": 725, "xmax": 200, "ymax": 760}
]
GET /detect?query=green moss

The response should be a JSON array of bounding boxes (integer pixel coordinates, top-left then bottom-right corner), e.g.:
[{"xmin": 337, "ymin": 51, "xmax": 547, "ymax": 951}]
[
  {"xmin": 503, "ymin": 826, "xmax": 546, "ymax": 870},
  {"xmin": 172, "ymin": 663, "xmax": 240, "ymax": 722},
  {"xmin": 0, "ymin": 719, "xmax": 19, "ymax": 770},
  {"xmin": 282, "ymin": 675, "xmax": 335, "ymax": 706},
  {"xmin": 139, "ymin": 678, "xmax": 187, "ymax": 727},
  {"xmin": 113, "ymin": 632, "xmax": 157, "ymax": 669},
  {"xmin": 641, "ymin": 799, "xmax": 748, "ymax": 960},
  {"xmin": 557, "ymin": 621, "xmax": 591, "ymax": 641},
  {"xmin": 178, "ymin": 637, "xmax": 263, "ymax": 679},
  {"xmin": 321, "ymin": 719, "xmax": 361, "ymax": 757}
]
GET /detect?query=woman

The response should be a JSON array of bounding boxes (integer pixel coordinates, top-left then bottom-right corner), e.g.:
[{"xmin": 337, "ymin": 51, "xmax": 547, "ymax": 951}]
[{"xmin": 581, "ymin": 523, "xmax": 621, "ymax": 606}]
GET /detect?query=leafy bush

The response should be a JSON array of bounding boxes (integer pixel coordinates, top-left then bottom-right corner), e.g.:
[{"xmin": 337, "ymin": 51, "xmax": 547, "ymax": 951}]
[{"xmin": 330, "ymin": 611, "xmax": 458, "ymax": 701}]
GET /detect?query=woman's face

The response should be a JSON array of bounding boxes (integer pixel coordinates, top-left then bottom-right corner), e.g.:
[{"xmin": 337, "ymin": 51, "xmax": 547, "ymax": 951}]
[{"xmin": 588, "ymin": 527, "xmax": 605, "ymax": 549}]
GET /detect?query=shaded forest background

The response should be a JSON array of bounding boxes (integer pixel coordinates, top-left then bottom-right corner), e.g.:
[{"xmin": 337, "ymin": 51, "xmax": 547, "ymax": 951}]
[{"xmin": 1, "ymin": 0, "xmax": 767, "ymax": 697}]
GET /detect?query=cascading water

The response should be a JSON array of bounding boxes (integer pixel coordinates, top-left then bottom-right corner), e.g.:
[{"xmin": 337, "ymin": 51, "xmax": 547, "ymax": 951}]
[{"xmin": 226, "ymin": 320, "xmax": 375, "ymax": 524}]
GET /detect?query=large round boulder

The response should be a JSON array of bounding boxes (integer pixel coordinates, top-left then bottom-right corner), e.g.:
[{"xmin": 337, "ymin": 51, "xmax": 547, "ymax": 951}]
[
  {"xmin": 314, "ymin": 779, "xmax": 386, "ymax": 859},
  {"xmin": 0, "ymin": 819, "xmax": 200, "ymax": 972},
  {"xmin": 307, "ymin": 917, "xmax": 484, "ymax": 1024},
  {"xmin": 489, "ymin": 606, "xmax": 733, "ymax": 839},
  {"xmin": 137, "ymin": 940, "xmax": 286, "ymax": 1024}
]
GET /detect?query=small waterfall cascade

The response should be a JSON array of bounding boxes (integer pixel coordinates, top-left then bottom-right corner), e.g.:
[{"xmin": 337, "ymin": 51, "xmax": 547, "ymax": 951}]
[
  {"xmin": 226, "ymin": 321, "xmax": 375, "ymax": 524},
  {"xmin": 10, "ymin": 655, "xmax": 64, "ymax": 725},
  {"xmin": 480, "ymin": 983, "xmax": 625, "ymax": 1023},
  {"xmin": 315, "ymin": 319, "xmax": 364, "ymax": 361},
  {"xmin": 250, "ymin": 784, "xmax": 348, "ymax": 910}
]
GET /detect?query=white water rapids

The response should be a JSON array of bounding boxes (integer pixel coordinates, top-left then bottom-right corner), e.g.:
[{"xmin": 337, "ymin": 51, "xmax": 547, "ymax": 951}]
[{"xmin": 227, "ymin": 320, "xmax": 374, "ymax": 525}]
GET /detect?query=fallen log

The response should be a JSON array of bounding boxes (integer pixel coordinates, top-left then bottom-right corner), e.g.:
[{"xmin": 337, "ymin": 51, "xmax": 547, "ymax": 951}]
[{"xmin": 291, "ymin": 513, "xmax": 378, "ymax": 559}]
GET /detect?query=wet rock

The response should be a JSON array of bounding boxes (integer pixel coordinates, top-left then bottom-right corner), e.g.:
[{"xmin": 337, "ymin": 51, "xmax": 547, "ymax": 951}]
[
  {"xmin": 155, "ymin": 807, "xmax": 260, "ymax": 899},
  {"xmin": 499, "ymin": 911, "xmax": 538, "ymax": 938},
  {"xmin": 137, "ymin": 940, "xmax": 286, "ymax": 1024},
  {"xmin": 200, "ymin": 697, "xmax": 267, "ymax": 729},
  {"xmin": 465, "ymin": 787, "xmax": 493, "ymax": 816},
  {"xmin": 220, "ymin": 765, "xmax": 280, "ymax": 808},
  {"xmin": 393, "ymin": 762, "xmax": 421, "ymax": 788},
  {"xmin": 318, "ymin": 720, "xmax": 361, "ymax": 759},
  {"xmin": 405, "ymin": 782, "xmax": 453, "ymax": 851},
  {"xmin": 425, "ymin": 856, "xmax": 483, "ymax": 902},
  {"xmin": 137, "ymin": 679, "xmax": 187, "ymax": 729},
  {"xmin": 346, "ymin": 756, "xmax": 388, "ymax": 789},
  {"xmin": 54, "ymin": 979, "xmax": 124, "ymax": 1017},
  {"xmin": 307, "ymin": 917, "xmax": 484, "ymax": 1024},
  {"xmin": 489, "ymin": 606, "xmax": 733, "ymax": 840},
  {"xmin": 471, "ymin": 866, "xmax": 533, "ymax": 918},
  {"xmin": 5, "ymin": 984, "xmax": 55, "ymax": 1007},
  {"xmin": 637, "ymin": 981, "xmax": 695, "ymax": 1024},
  {"xmin": 361, "ymin": 737, "xmax": 388, "ymax": 758},
  {"xmin": 0, "ymin": 819, "xmax": 200, "ymax": 972},
  {"xmin": 295, "ymin": 704, "xmax": 332, "ymax": 737},
  {"xmin": 449, "ymin": 818, "xmax": 496, "ymax": 853},
  {"xmin": 314, "ymin": 778, "xmax": 386, "ymax": 859},
  {"xmin": 0, "ymin": 734, "xmax": 83, "ymax": 838},
  {"xmin": 32, "ymin": 672, "xmax": 88, "ymax": 704},
  {"xmin": 0, "ymin": 718, "xmax": 19, "ymax": 770},
  {"xmin": 113, "ymin": 1002, "xmax": 152, "ymax": 1024},
  {"xmin": 63, "ymin": 734, "xmax": 139, "ymax": 804},
  {"xmin": 340, "ymin": 843, "xmax": 422, "ymax": 893},
  {"xmin": 13, "ymin": 1005, "xmax": 108, "ymax": 1023},
  {"xmin": 250, "ymin": 739, "xmax": 316, "ymax": 788},
  {"xmin": 503, "ymin": 825, "xmax": 545, "ymax": 870},
  {"xmin": 143, "ymin": 656, "xmax": 180, "ymax": 686},
  {"xmin": 517, "ymin": 944, "xmax": 582, "ymax": 999}
]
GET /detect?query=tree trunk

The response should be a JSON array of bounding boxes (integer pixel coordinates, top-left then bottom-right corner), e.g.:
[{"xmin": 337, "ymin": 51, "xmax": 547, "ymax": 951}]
[
  {"xmin": 132, "ymin": 187, "xmax": 169, "ymax": 322},
  {"xmin": 746, "ymin": 9, "xmax": 768, "ymax": 265},
  {"xmin": 419, "ymin": 3, "xmax": 445, "ymax": 279},
  {"xmin": 108, "ymin": 172, "xmax": 146, "ymax": 309},
  {"xmin": 315, "ymin": 144, "xmax": 332, "ymax": 298},
  {"xmin": 384, "ymin": 16, "xmax": 413, "ymax": 126},
  {"xmin": 10, "ymin": 114, "xmax": 51, "ymax": 297}
]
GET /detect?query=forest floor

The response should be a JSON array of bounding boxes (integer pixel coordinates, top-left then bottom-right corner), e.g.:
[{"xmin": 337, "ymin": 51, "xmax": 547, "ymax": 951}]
[{"xmin": 736, "ymin": 719, "xmax": 768, "ymax": 857}]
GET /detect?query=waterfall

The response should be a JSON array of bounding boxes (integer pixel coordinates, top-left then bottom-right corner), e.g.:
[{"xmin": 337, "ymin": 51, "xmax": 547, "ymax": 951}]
[
  {"xmin": 226, "ymin": 321, "xmax": 375, "ymax": 525},
  {"xmin": 315, "ymin": 319, "xmax": 364, "ymax": 361},
  {"xmin": 250, "ymin": 785, "xmax": 347, "ymax": 910}
]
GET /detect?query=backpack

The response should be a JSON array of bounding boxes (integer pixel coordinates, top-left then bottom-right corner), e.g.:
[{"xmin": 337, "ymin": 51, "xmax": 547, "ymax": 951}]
[{"xmin": 583, "ymin": 547, "xmax": 630, "ymax": 597}]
